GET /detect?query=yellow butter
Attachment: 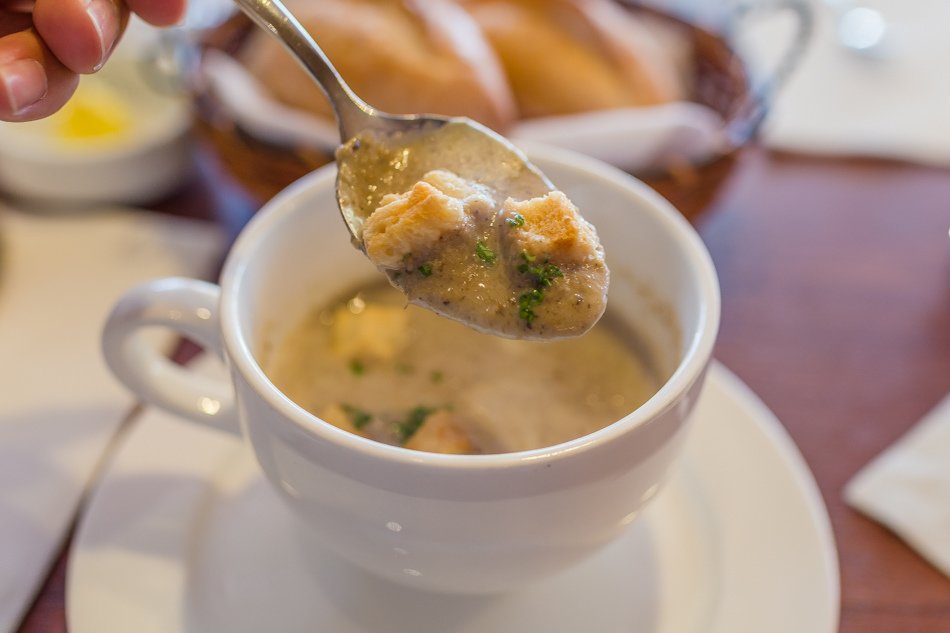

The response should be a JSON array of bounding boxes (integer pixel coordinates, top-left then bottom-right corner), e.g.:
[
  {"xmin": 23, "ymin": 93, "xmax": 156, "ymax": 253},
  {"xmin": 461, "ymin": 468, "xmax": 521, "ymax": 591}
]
[{"xmin": 54, "ymin": 81, "xmax": 132, "ymax": 141}]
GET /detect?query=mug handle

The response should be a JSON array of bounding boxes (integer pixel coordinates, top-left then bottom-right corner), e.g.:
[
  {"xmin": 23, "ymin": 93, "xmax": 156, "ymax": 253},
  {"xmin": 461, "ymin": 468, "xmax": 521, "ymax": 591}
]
[
  {"xmin": 102, "ymin": 277, "xmax": 240, "ymax": 436},
  {"xmin": 725, "ymin": 0, "xmax": 815, "ymax": 147}
]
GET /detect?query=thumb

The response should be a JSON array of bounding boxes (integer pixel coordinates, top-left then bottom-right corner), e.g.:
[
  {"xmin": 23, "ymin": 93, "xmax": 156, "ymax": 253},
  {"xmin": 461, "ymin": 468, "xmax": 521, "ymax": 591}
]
[{"xmin": 0, "ymin": 29, "xmax": 79, "ymax": 121}]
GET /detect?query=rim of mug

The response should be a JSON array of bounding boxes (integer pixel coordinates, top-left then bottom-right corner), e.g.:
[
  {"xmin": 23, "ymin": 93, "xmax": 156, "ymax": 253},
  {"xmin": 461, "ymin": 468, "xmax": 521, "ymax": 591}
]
[{"xmin": 219, "ymin": 143, "xmax": 720, "ymax": 469}]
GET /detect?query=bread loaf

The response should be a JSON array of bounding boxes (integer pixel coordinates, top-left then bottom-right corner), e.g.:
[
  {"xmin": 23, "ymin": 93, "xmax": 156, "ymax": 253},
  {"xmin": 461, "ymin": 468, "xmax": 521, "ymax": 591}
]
[
  {"xmin": 242, "ymin": 0, "xmax": 517, "ymax": 131},
  {"xmin": 462, "ymin": 0, "xmax": 682, "ymax": 117}
]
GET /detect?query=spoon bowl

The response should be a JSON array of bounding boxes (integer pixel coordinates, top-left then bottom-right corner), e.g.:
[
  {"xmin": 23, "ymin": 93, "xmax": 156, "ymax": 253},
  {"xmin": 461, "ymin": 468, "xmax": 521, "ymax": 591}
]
[{"xmin": 335, "ymin": 119, "xmax": 553, "ymax": 244}]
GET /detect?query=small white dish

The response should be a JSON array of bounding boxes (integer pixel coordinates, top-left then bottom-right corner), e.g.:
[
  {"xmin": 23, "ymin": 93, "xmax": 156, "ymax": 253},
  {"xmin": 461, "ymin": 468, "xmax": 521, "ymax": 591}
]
[
  {"xmin": 67, "ymin": 360, "xmax": 839, "ymax": 633},
  {"xmin": 0, "ymin": 54, "xmax": 192, "ymax": 206}
]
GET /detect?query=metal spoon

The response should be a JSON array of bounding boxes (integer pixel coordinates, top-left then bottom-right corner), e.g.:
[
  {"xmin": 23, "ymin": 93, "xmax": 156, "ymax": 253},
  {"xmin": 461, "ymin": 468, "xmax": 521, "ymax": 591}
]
[{"xmin": 233, "ymin": 0, "xmax": 552, "ymax": 245}]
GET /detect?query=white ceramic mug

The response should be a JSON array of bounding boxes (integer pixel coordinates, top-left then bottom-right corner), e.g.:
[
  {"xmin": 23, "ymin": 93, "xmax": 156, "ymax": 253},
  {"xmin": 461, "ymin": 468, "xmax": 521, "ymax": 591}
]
[{"xmin": 102, "ymin": 145, "xmax": 720, "ymax": 594}]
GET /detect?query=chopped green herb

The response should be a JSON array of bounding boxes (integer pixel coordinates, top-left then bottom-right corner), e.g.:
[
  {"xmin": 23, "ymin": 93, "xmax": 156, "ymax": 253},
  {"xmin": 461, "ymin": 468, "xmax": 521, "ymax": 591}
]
[
  {"xmin": 517, "ymin": 251, "xmax": 563, "ymax": 288},
  {"xmin": 418, "ymin": 262, "xmax": 433, "ymax": 277},
  {"xmin": 394, "ymin": 406, "xmax": 437, "ymax": 443},
  {"xmin": 341, "ymin": 404, "xmax": 372, "ymax": 429},
  {"xmin": 518, "ymin": 288, "xmax": 544, "ymax": 324},
  {"xmin": 506, "ymin": 213, "xmax": 526, "ymax": 227},
  {"xmin": 475, "ymin": 241, "xmax": 497, "ymax": 264},
  {"xmin": 515, "ymin": 251, "xmax": 563, "ymax": 323},
  {"xmin": 349, "ymin": 358, "xmax": 366, "ymax": 376},
  {"xmin": 519, "ymin": 261, "xmax": 563, "ymax": 288},
  {"xmin": 430, "ymin": 370, "xmax": 444, "ymax": 384}
]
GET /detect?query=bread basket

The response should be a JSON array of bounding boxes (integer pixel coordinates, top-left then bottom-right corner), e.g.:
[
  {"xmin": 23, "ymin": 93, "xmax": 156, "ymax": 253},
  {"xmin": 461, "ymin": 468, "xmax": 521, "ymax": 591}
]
[{"xmin": 186, "ymin": 0, "xmax": 811, "ymax": 220}]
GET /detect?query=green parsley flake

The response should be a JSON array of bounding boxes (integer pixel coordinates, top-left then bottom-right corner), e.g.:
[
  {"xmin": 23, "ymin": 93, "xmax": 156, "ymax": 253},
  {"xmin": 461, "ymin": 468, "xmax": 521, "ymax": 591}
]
[
  {"xmin": 349, "ymin": 359, "xmax": 366, "ymax": 376},
  {"xmin": 475, "ymin": 241, "xmax": 497, "ymax": 264},
  {"xmin": 519, "ymin": 261, "xmax": 563, "ymax": 288},
  {"xmin": 341, "ymin": 404, "xmax": 372, "ymax": 429},
  {"xmin": 430, "ymin": 370, "xmax": 444, "ymax": 383},
  {"xmin": 518, "ymin": 288, "xmax": 544, "ymax": 324},
  {"xmin": 506, "ymin": 213, "xmax": 526, "ymax": 227},
  {"xmin": 514, "ymin": 251, "xmax": 565, "ymax": 324},
  {"xmin": 418, "ymin": 262, "xmax": 433, "ymax": 277},
  {"xmin": 518, "ymin": 250, "xmax": 563, "ymax": 287},
  {"xmin": 394, "ymin": 406, "xmax": 437, "ymax": 443}
]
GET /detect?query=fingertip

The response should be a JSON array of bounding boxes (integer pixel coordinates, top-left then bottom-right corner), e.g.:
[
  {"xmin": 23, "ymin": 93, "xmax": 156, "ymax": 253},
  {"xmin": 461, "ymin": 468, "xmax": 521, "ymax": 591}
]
[
  {"xmin": 0, "ymin": 58, "xmax": 48, "ymax": 119},
  {"xmin": 0, "ymin": 30, "xmax": 81, "ymax": 121},
  {"xmin": 33, "ymin": 0, "xmax": 125, "ymax": 74},
  {"xmin": 0, "ymin": 61, "xmax": 78, "ymax": 122}
]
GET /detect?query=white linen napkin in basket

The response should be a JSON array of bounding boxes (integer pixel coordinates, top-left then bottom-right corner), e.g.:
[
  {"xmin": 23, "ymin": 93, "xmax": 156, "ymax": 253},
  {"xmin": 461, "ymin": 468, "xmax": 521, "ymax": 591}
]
[
  {"xmin": 200, "ymin": 51, "xmax": 729, "ymax": 174},
  {"xmin": 844, "ymin": 393, "xmax": 950, "ymax": 578},
  {"xmin": 753, "ymin": 0, "xmax": 950, "ymax": 166},
  {"xmin": 0, "ymin": 206, "xmax": 224, "ymax": 633}
]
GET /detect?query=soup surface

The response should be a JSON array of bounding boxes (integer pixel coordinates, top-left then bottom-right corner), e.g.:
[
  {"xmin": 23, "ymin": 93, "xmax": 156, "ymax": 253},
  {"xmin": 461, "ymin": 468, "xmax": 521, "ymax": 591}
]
[{"xmin": 265, "ymin": 282, "xmax": 658, "ymax": 454}]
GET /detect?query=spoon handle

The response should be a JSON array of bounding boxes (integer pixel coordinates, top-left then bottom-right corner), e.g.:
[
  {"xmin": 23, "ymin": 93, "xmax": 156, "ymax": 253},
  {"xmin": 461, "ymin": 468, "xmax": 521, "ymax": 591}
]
[{"xmin": 233, "ymin": 0, "xmax": 374, "ymax": 140}]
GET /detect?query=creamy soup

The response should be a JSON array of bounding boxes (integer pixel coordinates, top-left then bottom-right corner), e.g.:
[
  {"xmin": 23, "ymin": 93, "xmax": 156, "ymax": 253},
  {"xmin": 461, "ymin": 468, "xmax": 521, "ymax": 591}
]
[
  {"xmin": 265, "ymin": 282, "xmax": 658, "ymax": 454},
  {"xmin": 336, "ymin": 128, "xmax": 609, "ymax": 340}
]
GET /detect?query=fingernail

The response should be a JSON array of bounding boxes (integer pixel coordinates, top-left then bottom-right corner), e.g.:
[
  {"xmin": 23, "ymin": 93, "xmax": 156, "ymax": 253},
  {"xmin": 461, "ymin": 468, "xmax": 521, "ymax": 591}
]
[
  {"xmin": 0, "ymin": 59, "xmax": 48, "ymax": 116},
  {"xmin": 85, "ymin": 0, "xmax": 120, "ymax": 69}
]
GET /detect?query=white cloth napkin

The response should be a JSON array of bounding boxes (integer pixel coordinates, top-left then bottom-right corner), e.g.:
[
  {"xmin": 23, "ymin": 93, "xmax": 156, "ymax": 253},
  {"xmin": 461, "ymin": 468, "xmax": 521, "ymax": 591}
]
[
  {"xmin": 754, "ymin": 0, "xmax": 950, "ymax": 165},
  {"xmin": 200, "ymin": 50, "xmax": 728, "ymax": 174},
  {"xmin": 0, "ymin": 206, "xmax": 224, "ymax": 633},
  {"xmin": 844, "ymin": 393, "xmax": 950, "ymax": 578}
]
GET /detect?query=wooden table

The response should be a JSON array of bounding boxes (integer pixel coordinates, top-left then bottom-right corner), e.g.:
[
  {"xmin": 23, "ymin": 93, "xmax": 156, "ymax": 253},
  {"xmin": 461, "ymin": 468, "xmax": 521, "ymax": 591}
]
[{"xmin": 15, "ymin": 143, "xmax": 950, "ymax": 632}]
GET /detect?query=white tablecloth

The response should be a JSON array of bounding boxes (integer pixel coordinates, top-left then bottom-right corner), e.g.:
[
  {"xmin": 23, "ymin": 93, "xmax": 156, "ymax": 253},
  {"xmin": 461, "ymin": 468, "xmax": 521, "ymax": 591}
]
[{"xmin": 0, "ymin": 206, "xmax": 224, "ymax": 633}]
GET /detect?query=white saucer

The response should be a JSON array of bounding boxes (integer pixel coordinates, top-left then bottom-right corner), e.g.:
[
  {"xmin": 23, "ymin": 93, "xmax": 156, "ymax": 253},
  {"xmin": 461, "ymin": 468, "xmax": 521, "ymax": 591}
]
[{"xmin": 67, "ymin": 362, "xmax": 839, "ymax": 633}]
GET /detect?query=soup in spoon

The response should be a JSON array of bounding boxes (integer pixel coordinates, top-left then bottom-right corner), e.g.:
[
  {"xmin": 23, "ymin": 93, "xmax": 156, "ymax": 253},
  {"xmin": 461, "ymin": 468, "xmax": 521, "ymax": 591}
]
[{"xmin": 337, "ymin": 127, "xmax": 609, "ymax": 339}]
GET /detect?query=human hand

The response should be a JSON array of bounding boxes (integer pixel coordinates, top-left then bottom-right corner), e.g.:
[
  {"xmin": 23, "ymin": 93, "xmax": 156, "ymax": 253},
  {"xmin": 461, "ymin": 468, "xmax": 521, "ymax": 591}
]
[{"xmin": 0, "ymin": 0, "xmax": 186, "ymax": 122}]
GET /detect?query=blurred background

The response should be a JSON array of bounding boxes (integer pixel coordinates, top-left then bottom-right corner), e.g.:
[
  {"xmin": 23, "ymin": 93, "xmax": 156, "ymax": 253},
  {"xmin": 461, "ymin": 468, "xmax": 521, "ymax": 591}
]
[{"xmin": 2, "ymin": 2, "xmax": 950, "ymax": 633}]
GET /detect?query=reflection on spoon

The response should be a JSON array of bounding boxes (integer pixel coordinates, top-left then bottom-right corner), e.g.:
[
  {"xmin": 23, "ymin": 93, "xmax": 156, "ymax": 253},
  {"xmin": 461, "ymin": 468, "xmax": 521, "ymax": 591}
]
[{"xmin": 234, "ymin": 0, "xmax": 609, "ymax": 339}]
